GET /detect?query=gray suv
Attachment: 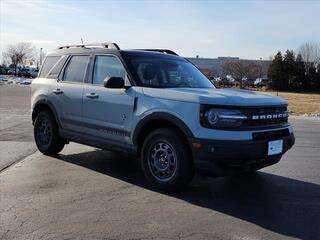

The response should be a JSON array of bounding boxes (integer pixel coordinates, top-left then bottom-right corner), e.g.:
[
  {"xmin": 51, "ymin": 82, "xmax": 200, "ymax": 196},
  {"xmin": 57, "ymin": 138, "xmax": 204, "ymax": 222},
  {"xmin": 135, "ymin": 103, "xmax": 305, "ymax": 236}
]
[{"xmin": 31, "ymin": 43, "xmax": 295, "ymax": 191}]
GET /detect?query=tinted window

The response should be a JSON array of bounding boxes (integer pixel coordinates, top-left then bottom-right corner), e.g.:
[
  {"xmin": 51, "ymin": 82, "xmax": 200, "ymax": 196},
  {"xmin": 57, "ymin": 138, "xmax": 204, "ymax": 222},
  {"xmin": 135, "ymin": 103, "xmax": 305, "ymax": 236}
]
[
  {"xmin": 123, "ymin": 55, "xmax": 214, "ymax": 88},
  {"xmin": 39, "ymin": 56, "xmax": 60, "ymax": 78},
  {"xmin": 47, "ymin": 55, "xmax": 68, "ymax": 79},
  {"xmin": 63, "ymin": 55, "xmax": 90, "ymax": 83},
  {"xmin": 93, "ymin": 56, "xmax": 126, "ymax": 85}
]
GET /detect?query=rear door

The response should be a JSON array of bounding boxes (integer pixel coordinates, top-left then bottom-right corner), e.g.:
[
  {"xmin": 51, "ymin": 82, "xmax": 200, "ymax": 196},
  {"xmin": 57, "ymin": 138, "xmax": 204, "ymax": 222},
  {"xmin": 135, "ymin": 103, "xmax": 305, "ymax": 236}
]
[
  {"xmin": 49, "ymin": 55, "xmax": 90, "ymax": 134},
  {"xmin": 82, "ymin": 55, "xmax": 136, "ymax": 145}
]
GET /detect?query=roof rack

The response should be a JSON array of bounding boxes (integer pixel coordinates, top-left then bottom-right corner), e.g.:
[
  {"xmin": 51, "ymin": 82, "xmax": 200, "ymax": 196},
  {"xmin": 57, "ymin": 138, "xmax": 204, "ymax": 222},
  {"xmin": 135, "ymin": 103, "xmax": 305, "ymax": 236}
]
[
  {"xmin": 137, "ymin": 49, "xmax": 179, "ymax": 56},
  {"xmin": 57, "ymin": 42, "xmax": 120, "ymax": 50}
]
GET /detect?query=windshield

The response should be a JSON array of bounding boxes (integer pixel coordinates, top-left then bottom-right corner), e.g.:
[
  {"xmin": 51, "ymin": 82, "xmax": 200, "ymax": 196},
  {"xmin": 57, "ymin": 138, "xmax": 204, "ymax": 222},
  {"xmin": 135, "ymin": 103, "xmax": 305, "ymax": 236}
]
[{"xmin": 124, "ymin": 55, "xmax": 214, "ymax": 88}]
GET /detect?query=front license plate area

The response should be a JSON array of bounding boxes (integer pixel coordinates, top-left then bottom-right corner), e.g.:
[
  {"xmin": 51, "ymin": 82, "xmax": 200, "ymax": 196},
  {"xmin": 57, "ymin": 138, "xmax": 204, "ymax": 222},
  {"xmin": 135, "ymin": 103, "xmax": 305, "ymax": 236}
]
[{"xmin": 268, "ymin": 140, "xmax": 283, "ymax": 156}]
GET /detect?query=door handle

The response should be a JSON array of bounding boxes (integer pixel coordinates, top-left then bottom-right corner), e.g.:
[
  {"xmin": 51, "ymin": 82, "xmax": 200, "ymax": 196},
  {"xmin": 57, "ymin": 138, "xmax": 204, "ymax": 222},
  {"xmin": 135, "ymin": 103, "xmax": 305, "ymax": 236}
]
[
  {"xmin": 86, "ymin": 93, "xmax": 99, "ymax": 99},
  {"xmin": 52, "ymin": 89, "xmax": 63, "ymax": 94}
]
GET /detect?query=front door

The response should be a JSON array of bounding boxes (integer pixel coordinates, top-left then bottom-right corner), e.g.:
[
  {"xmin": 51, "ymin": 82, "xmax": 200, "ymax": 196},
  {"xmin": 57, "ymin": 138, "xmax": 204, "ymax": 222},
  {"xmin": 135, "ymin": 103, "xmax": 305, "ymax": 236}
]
[{"xmin": 82, "ymin": 55, "xmax": 135, "ymax": 145}]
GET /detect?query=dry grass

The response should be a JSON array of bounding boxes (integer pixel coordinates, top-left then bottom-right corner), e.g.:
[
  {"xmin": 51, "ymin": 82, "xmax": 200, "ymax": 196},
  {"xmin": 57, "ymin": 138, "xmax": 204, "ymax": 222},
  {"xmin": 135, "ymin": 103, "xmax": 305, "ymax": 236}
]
[{"xmin": 267, "ymin": 91, "xmax": 320, "ymax": 115}]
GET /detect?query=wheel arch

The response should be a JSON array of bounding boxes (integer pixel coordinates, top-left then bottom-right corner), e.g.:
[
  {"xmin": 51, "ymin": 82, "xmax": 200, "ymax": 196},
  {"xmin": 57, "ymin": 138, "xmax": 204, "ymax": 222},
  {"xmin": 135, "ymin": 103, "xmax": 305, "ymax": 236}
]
[
  {"xmin": 132, "ymin": 112, "xmax": 194, "ymax": 156},
  {"xmin": 32, "ymin": 100, "xmax": 60, "ymax": 127}
]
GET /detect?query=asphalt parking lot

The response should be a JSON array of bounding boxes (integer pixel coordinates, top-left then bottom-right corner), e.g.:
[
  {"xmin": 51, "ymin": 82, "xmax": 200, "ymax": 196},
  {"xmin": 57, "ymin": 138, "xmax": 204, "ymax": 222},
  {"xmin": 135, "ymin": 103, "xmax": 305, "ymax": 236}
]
[{"xmin": 0, "ymin": 85, "xmax": 319, "ymax": 240}]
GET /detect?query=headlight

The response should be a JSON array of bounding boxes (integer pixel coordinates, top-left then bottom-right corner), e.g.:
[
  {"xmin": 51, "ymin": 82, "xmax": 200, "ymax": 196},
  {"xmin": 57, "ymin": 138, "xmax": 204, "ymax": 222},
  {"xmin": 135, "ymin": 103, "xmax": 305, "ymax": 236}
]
[{"xmin": 202, "ymin": 108, "xmax": 247, "ymax": 128}]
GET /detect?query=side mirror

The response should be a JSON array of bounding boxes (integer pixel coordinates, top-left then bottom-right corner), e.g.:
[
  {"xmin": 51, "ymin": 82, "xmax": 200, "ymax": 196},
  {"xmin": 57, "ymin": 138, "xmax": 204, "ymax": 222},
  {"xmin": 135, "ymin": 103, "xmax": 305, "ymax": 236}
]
[{"xmin": 104, "ymin": 77, "xmax": 125, "ymax": 89}]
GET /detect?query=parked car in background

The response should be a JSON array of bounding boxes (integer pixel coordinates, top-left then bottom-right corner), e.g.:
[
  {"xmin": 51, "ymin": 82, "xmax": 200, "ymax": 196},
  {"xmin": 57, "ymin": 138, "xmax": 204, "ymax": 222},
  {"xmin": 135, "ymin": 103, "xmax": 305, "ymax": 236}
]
[
  {"xmin": 18, "ymin": 68, "xmax": 32, "ymax": 77},
  {"xmin": 30, "ymin": 69, "xmax": 39, "ymax": 78},
  {"xmin": 243, "ymin": 78, "xmax": 255, "ymax": 87},
  {"xmin": 211, "ymin": 77, "xmax": 221, "ymax": 86},
  {"xmin": 0, "ymin": 67, "xmax": 6, "ymax": 74},
  {"xmin": 254, "ymin": 78, "xmax": 269, "ymax": 87},
  {"xmin": 7, "ymin": 69, "xmax": 16, "ymax": 75}
]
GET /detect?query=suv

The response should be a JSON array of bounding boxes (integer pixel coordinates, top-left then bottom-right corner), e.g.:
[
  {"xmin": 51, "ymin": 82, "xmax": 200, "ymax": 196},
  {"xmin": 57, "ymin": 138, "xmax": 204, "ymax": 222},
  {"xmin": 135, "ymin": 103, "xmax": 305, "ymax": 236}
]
[
  {"xmin": 18, "ymin": 68, "xmax": 32, "ymax": 78},
  {"xmin": 31, "ymin": 43, "xmax": 295, "ymax": 191}
]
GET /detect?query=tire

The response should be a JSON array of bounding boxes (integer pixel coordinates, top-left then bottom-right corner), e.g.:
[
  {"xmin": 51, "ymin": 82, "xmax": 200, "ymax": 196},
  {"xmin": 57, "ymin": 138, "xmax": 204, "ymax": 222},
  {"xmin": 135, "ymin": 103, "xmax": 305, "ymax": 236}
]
[
  {"xmin": 141, "ymin": 128, "xmax": 194, "ymax": 191},
  {"xmin": 34, "ymin": 111, "xmax": 65, "ymax": 156}
]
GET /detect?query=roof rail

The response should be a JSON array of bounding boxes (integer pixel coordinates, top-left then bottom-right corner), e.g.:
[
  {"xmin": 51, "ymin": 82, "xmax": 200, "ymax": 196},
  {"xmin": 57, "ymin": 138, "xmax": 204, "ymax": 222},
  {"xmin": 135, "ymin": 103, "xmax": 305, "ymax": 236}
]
[
  {"xmin": 57, "ymin": 42, "xmax": 120, "ymax": 50},
  {"xmin": 137, "ymin": 49, "xmax": 179, "ymax": 56}
]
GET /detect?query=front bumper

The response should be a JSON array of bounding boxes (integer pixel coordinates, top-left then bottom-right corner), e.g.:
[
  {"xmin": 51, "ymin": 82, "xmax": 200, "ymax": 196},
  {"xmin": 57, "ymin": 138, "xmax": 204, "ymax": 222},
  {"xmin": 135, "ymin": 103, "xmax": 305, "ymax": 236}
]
[{"xmin": 189, "ymin": 131, "xmax": 295, "ymax": 177}]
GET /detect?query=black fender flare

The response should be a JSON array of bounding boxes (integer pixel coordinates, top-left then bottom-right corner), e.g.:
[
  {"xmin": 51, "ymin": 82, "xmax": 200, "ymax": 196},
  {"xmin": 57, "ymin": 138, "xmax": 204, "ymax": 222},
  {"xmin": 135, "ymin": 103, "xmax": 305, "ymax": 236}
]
[
  {"xmin": 32, "ymin": 98, "xmax": 61, "ymax": 127},
  {"xmin": 132, "ymin": 112, "xmax": 194, "ymax": 145}
]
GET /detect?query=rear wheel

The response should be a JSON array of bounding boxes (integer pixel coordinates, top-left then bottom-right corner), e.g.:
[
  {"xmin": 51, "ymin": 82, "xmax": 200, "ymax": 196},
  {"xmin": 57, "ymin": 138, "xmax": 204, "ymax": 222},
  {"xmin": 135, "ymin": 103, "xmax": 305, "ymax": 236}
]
[
  {"xmin": 34, "ymin": 111, "xmax": 65, "ymax": 156},
  {"xmin": 141, "ymin": 128, "xmax": 194, "ymax": 191}
]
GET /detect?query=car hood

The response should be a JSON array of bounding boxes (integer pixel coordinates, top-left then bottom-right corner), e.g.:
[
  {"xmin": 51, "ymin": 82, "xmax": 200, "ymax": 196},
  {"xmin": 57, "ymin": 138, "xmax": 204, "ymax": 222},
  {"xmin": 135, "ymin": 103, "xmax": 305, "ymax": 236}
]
[{"xmin": 142, "ymin": 87, "xmax": 288, "ymax": 106}]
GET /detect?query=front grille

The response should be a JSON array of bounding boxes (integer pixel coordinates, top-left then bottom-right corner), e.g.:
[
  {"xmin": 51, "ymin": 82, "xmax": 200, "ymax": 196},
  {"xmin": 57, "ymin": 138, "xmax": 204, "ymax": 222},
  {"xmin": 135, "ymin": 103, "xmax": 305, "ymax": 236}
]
[
  {"xmin": 241, "ymin": 106, "xmax": 288, "ymax": 128},
  {"xmin": 200, "ymin": 104, "xmax": 289, "ymax": 130}
]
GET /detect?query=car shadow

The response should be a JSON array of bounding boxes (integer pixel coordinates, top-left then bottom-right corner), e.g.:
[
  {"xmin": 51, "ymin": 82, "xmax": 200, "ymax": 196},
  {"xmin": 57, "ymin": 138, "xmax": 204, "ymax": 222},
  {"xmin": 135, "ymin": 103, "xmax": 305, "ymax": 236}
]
[{"xmin": 57, "ymin": 149, "xmax": 320, "ymax": 240}]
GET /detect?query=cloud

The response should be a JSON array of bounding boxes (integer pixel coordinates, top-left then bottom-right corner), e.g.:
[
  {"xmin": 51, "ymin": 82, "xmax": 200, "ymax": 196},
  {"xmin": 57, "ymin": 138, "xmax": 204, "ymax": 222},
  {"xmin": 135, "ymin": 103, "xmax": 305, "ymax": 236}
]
[
  {"xmin": 29, "ymin": 39, "xmax": 55, "ymax": 44},
  {"xmin": 1, "ymin": 0, "xmax": 319, "ymax": 61},
  {"xmin": 2, "ymin": 0, "xmax": 81, "ymax": 13}
]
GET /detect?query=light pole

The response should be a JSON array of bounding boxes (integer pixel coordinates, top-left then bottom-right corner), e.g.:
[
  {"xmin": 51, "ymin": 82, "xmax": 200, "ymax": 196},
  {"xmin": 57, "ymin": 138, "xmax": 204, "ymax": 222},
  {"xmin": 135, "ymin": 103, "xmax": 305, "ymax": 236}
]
[
  {"xmin": 39, "ymin": 48, "xmax": 43, "ymax": 68},
  {"xmin": 259, "ymin": 57, "xmax": 262, "ymax": 79}
]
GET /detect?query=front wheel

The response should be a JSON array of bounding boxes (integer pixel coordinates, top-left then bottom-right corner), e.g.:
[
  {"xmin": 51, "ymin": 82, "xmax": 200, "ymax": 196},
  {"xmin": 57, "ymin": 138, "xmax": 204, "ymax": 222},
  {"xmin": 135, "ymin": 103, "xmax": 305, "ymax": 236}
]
[
  {"xmin": 34, "ymin": 111, "xmax": 65, "ymax": 156},
  {"xmin": 141, "ymin": 128, "xmax": 194, "ymax": 191}
]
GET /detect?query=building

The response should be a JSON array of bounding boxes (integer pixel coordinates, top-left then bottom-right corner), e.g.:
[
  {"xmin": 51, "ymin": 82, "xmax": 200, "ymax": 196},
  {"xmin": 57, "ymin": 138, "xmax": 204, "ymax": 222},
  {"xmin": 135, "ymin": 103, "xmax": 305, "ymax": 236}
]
[{"xmin": 186, "ymin": 56, "xmax": 271, "ymax": 78}]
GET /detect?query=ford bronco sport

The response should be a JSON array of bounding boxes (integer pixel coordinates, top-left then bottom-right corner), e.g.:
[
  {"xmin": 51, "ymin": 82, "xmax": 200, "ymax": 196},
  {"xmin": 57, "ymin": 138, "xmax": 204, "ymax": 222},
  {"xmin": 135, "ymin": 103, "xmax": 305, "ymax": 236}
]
[{"xmin": 31, "ymin": 43, "xmax": 295, "ymax": 191}]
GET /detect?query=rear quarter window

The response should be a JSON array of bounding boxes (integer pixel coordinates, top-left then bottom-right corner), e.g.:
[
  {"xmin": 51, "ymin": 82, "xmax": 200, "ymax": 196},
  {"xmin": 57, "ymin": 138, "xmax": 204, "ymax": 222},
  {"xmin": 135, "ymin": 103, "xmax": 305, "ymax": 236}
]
[
  {"xmin": 47, "ymin": 55, "xmax": 69, "ymax": 79},
  {"xmin": 39, "ymin": 56, "xmax": 61, "ymax": 78}
]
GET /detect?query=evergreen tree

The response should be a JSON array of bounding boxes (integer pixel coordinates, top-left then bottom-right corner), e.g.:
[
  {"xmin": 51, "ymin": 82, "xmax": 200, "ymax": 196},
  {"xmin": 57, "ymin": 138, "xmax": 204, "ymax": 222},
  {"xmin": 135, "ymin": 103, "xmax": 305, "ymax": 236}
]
[
  {"xmin": 316, "ymin": 64, "xmax": 320, "ymax": 90},
  {"xmin": 283, "ymin": 50, "xmax": 295, "ymax": 89},
  {"xmin": 295, "ymin": 54, "xmax": 306, "ymax": 90},
  {"xmin": 268, "ymin": 49, "xmax": 319, "ymax": 92},
  {"xmin": 268, "ymin": 51, "xmax": 284, "ymax": 90},
  {"xmin": 308, "ymin": 63, "xmax": 317, "ymax": 90}
]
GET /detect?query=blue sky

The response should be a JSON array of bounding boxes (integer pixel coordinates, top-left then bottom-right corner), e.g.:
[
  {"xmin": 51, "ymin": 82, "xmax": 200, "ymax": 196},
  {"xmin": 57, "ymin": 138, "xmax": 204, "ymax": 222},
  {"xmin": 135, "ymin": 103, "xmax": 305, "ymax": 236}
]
[{"xmin": 0, "ymin": 0, "xmax": 319, "ymax": 60}]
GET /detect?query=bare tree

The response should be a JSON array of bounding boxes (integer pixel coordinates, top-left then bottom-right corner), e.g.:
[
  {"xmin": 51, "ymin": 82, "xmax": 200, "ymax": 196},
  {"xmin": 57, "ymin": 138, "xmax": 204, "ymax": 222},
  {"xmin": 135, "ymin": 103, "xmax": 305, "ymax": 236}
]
[
  {"xmin": 222, "ymin": 60, "xmax": 260, "ymax": 88},
  {"xmin": 297, "ymin": 42, "xmax": 320, "ymax": 71},
  {"xmin": 33, "ymin": 49, "xmax": 46, "ymax": 69},
  {"xmin": 3, "ymin": 42, "xmax": 35, "ymax": 75}
]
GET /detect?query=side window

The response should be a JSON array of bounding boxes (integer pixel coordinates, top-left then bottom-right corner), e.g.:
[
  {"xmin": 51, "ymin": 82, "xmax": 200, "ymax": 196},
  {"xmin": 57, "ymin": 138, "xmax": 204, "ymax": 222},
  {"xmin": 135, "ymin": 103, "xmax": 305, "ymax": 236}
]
[
  {"xmin": 92, "ymin": 56, "xmax": 126, "ymax": 85},
  {"xmin": 47, "ymin": 55, "xmax": 68, "ymax": 79},
  {"xmin": 39, "ymin": 56, "xmax": 60, "ymax": 78},
  {"xmin": 63, "ymin": 55, "xmax": 90, "ymax": 83}
]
